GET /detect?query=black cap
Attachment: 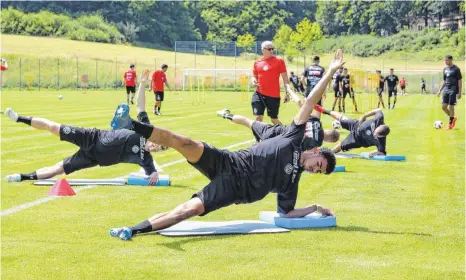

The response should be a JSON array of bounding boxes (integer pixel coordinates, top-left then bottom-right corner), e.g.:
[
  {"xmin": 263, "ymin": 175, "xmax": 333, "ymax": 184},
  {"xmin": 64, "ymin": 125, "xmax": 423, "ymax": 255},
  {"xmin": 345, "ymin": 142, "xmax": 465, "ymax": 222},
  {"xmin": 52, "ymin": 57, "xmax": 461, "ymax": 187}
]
[{"xmin": 130, "ymin": 64, "xmax": 135, "ymax": 68}]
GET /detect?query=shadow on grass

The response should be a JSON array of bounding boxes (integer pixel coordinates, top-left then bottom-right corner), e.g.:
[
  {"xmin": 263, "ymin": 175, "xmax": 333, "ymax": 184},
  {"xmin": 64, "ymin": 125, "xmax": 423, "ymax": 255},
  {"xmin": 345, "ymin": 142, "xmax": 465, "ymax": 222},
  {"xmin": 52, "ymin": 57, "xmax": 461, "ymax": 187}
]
[
  {"xmin": 156, "ymin": 234, "xmax": 242, "ymax": 252},
  {"xmin": 168, "ymin": 184, "xmax": 198, "ymax": 191},
  {"xmin": 296, "ymin": 225, "xmax": 432, "ymax": 237}
]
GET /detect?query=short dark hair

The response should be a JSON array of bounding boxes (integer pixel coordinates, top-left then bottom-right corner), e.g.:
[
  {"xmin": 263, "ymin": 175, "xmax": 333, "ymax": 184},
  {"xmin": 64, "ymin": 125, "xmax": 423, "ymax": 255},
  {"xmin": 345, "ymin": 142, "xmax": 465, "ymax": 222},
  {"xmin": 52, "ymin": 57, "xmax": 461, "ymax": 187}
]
[
  {"xmin": 290, "ymin": 71, "xmax": 294, "ymax": 75},
  {"xmin": 445, "ymin": 55, "xmax": 453, "ymax": 60},
  {"xmin": 376, "ymin": 70, "xmax": 381, "ymax": 73},
  {"xmin": 130, "ymin": 64, "xmax": 135, "ymax": 68},
  {"xmin": 161, "ymin": 64, "xmax": 168, "ymax": 69},
  {"xmin": 329, "ymin": 129, "xmax": 340, "ymax": 142},
  {"xmin": 378, "ymin": 125, "xmax": 390, "ymax": 136},
  {"xmin": 390, "ymin": 68, "xmax": 394, "ymax": 71},
  {"xmin": 312, "ymin": 55, "xmax": 320, "ymax": 62},
  {"xmin": 319, "ymin": 147, "xmax": 336, "ymax": 174},
  {"xmin": 343, "ymin": 68, "xmax": 348, "ymax": 71}
]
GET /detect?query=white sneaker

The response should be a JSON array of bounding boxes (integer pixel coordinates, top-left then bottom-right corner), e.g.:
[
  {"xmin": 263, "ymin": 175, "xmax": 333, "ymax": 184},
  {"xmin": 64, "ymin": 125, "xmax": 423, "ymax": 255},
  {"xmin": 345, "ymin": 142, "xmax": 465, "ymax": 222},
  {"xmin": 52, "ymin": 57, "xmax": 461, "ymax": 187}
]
[
  {"xmin": 216, "ymin": 108, "xmax": 230, "ymax": 117},
  {"xmin": 4, "ymin": 108, "xmax": 18, "ymax": 122},
  {"xmin": 6, "ymin": 174, "xmax": 21, "ymax": 182}
]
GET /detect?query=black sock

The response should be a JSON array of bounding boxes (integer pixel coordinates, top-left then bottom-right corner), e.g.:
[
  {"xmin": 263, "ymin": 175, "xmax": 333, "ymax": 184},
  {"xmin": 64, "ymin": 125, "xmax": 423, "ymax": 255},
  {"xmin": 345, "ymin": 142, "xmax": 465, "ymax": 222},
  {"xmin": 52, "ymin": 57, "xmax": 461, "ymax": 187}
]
[
  {"xmin": 158, "ymin": 105, "xmax": 161, "ymax": 113},
  {"xmin": 17, "ymin": 116, "xmax": 32, "ymax": 126},
  {"xmin": 20, "ymin": 172, "xmax": 37, "ymax": 181},
  {"xmin": 450, "ymin": 117, "xmax": 454, "ymax": 124},
  {"xmin": 131, "ymin": 220, "xmax": 153, "ymax": 236},
  {"xmin": 131, "ymin": 120, "xmax": 154, "ymax": 139},
  {"xmin": 224, "ymin": 113, "xmax": 234, "ymax": 120},
  {"xmin": 323, "ymin": 109, "xmax": 331, "ymax": 115}
]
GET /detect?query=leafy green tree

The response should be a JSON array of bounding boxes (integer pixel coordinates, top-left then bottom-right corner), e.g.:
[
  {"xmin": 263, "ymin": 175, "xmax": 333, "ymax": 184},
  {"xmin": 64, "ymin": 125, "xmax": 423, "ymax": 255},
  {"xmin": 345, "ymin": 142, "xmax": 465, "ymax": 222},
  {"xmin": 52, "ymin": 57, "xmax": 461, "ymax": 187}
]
[{"xmin": 237, "ymin": 33, "xmax": 256, "ymax": 52}]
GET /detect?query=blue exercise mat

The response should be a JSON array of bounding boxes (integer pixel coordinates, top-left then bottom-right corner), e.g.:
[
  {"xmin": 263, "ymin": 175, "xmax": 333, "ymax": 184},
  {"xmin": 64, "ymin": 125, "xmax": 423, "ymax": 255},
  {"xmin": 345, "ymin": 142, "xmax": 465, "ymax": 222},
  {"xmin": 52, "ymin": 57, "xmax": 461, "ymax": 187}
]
[
  {"xmin": 333, "ymin": 165, "xmax": 346, "ymax": 172},
  {"xmin": 127, "ymin": 174, "xmax": 171, "ymax": 186},
  {"xmin": 336, "ymin": 152, "xmax": 406, "ymax": 161},
  {"xmin": 259, "ymin": 211, "xmax": 336, "ymax": 229}
]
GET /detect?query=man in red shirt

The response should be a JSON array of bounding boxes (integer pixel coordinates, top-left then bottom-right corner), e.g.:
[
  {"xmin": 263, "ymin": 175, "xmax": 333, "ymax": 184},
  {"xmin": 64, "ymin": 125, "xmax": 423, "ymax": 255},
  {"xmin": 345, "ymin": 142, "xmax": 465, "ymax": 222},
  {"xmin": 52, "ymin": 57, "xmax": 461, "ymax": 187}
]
[
  {"xmin": 252, "ymin": 41, "xmax": 291, "ymax": 125},
  {"xmin": 399, "ymin": 77, "xmax": 407, "ymax": 96},
  {"xmin": 152, "ymin": 64, "xmax": 171, "ymax": 116},
  {"xmin": 1, "ymin": 59, "xmax": 8, "ymax": 71},
  {"xmin": 123, "ymin": 64, "xmax": 137, "ymax": 104}
]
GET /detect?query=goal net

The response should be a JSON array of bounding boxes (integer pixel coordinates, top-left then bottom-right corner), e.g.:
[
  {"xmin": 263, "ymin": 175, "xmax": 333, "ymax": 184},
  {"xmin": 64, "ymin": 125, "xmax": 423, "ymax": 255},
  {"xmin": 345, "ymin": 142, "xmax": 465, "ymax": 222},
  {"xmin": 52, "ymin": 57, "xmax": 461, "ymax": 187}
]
[{"xmin": 182, "ymin": 68, "xmax": 252, "ymax": 91}]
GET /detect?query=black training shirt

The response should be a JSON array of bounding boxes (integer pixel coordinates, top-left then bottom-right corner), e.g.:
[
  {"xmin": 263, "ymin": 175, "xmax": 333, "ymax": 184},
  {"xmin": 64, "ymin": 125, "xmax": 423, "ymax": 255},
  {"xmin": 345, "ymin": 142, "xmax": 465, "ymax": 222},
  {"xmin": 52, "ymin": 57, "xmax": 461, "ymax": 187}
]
[
  {"xmin": 303, "ymin": 65, "xmax": 325, "ymax": 90},
  {"xmin": 341, "ymin": 74, "xmax": 350, "ymax": 90},
  {"xmin": 289, "ymin": 75, "xmax": 300, "ymax": 86},
  {"xmin": 378, "ymin": 75, "xmax": 385, "ymax": 89},
  {"xmin": 443, "ymin": 65, "xmax": 462, "ymax": 91},
  {"xmin": 235, "ymin": 121, "xmax": 306, "ymax": 214},
  {"xmin": 94, "ymin": 129, "xmax": 156, "ymax": 175},
  {"xmin": 333, "ymin": 71, "xmax": 342, "ymax": 88},
  {"xmin": 384, "ymin": 75, "xmax": 399, "ymax": 89},
  {"xmin": 356, "ymin": 111, "xmax": 386, "ymax": 153}
]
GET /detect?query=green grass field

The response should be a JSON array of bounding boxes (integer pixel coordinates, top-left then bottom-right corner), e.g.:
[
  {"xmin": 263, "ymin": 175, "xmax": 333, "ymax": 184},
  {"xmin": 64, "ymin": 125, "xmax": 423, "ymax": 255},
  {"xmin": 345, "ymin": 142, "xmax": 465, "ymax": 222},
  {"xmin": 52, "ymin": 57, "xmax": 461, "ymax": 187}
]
[{"xmin": 1, "ymin": 89, "xmax": 464, "ymax": 279}]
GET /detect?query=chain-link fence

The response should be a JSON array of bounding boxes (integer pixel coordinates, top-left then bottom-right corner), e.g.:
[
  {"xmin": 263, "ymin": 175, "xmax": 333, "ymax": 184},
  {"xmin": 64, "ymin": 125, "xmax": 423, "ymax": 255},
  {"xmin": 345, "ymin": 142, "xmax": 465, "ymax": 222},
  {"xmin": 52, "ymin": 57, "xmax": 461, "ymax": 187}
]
[{"xmin": 1, "ymin": 41, "xmax": 461, "ymax": 92}]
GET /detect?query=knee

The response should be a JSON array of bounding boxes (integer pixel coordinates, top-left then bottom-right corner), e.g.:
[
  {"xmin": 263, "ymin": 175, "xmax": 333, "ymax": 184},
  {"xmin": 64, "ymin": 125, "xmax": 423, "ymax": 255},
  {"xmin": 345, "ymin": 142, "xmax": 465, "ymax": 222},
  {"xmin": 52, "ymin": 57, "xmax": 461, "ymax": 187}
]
[{"xmin": 176, "ymin": 201, "xmax": 204, "ymax": 221}]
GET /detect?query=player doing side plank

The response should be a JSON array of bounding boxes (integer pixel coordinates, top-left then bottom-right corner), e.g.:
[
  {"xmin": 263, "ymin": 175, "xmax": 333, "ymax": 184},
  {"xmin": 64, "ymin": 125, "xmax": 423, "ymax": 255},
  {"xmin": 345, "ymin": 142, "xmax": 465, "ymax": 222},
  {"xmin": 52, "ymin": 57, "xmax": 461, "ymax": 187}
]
[{"xmin": 107, "ymin": 50, "xmax": 346, "ymax": 241}]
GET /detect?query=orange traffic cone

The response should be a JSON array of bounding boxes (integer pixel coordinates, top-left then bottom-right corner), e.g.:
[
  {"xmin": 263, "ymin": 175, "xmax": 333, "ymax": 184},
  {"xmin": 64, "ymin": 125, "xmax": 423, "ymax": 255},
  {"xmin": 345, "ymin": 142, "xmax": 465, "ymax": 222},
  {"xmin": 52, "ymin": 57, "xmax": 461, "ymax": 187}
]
[{"xmin": 47, "ymin": 179, "xmax": 76, "ymax": 196}]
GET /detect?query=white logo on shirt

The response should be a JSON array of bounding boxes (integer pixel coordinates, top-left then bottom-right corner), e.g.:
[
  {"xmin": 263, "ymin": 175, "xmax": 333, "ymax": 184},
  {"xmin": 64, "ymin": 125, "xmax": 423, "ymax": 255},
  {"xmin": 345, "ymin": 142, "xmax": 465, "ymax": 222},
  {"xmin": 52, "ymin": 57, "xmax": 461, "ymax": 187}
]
[
  {"xmin": 366, "ymin": 129, "xmax": 371, "ymax": 136},
  {"xmin": 132, "ymin": 145, "xmax": 139, "ymax": 153},
  {"xmin": 284, "ymin": 163, "xmax": 293, "ymax": 174},
  {"xmin": 63, "ymin": 126, "xmax": 71, "ymax": 135},
  {"xmin": 263, "ymin": 65, "xmax": 269, "ymax": 71},
  {"xmin": 445, "ymin": 69, "xmax": 451, "ymax": 77}
]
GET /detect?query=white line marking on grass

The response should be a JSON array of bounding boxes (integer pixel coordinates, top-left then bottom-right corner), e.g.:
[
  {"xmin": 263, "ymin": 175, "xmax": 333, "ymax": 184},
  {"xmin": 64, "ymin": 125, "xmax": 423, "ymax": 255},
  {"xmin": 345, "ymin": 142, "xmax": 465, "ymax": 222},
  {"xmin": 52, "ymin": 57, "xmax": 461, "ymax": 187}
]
[
  {"xmin": 0, "ymin": 185, "xmax": 95, "ymax": 217},
  {"xmin": 0, "ymin": 139, "xmax": 255, "ymax": 217}
]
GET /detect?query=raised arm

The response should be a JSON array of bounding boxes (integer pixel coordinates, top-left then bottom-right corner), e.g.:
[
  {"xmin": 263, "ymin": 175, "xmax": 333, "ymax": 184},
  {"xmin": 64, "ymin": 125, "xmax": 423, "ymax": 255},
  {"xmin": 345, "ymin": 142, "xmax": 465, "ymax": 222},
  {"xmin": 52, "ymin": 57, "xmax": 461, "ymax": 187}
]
[
  {"xmin": 136, "ymin": 69, "xmax": 151, "ymax": 114},
  {"xmin": 358, "ymin": 108, "xmax": 382, "ymax": 124},
  {"xmin": 293, "ymin": 49, "xmax": 345, "ymax": 125}
]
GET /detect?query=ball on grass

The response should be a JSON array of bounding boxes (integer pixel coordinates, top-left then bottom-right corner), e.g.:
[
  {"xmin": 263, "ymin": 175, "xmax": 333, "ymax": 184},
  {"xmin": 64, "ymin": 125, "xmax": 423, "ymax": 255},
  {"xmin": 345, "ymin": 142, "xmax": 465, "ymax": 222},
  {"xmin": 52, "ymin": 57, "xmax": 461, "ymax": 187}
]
[
  {"xmin": 332, "ymin": 120, "xmax": 342, "ymax": 129},
  {"xmin": 434, "ymin": 120, "xmax": 443, "ymax": 129},
  {"xmin": 58, "ymin": 95, "xmax": 63, "ymax": 100}
]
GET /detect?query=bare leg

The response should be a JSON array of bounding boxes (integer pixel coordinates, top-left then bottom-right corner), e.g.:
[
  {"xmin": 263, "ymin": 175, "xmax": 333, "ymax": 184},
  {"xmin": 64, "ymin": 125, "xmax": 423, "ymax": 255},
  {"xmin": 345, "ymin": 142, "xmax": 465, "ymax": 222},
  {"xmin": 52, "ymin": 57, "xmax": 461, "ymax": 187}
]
[
  {"xmin": 36, "ymin": 161, "xmax": 65, "ymax": 179},
  {"xmin": 271, "ymin": 118, "xmax": 282, "ymax": 126},
  {"xmin": 231, "ymin": 115, "xmax": 255, "ymax": 129},
  {"xmin": 31, "ymin": 117, "xmax": 61, "ymax": 136},
  {"xmin": 145, "ymin": 125, "xmax": 204, "ymax": 163},
  {"xmin": 332, "ymin": 97, "xmax": 338, "ymax": 110},
  {"xmin": 255, "ymin": 115, "xmax": 264, "ymax": 122},
  {"xmin": 448, "ymin": 105, "xmax": 455, "ymax": 118},
  {"xmin": 147, "ymin": 198, "xmax": 205, "ymax": 231},
  {"xmin": 442, "ymin": 104, "xmax": 450, "ymax": 116},
  {"xmin": 136, "ymin": 81, "xmax": 146, "ymax": 115}
]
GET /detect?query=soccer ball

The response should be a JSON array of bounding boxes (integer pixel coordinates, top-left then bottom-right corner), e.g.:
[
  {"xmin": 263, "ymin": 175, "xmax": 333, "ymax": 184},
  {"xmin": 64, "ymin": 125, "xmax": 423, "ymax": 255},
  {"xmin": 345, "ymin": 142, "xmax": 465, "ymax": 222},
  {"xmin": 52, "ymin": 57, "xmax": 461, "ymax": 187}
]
[
  {"xmin": 58, "ymin": 95, "xmax": 63, "ymax": 100},
  {"xmin": 434, "ymin": 120, "xmax": 443, "ymax": 129},
  {"xmin": 332, "ymin": 120, "xmax": 342, "ymax": 129}
]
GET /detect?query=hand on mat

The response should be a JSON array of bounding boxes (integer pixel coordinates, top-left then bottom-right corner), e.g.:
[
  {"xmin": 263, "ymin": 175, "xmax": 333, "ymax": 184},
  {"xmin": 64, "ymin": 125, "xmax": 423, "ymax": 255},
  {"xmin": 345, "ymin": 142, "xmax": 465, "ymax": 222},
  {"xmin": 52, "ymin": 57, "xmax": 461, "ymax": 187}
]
[
  {"xmin": 148, "ymin": 172, "xmax": 159, "ymax": 185},
  {"xmin": 368, "ymin": 151, "xmax": 385, "ymax": 158},
  {"xmin": 329, "ymin": 49, "xmax": 345, "ymax": 72},
  {"xmin": 317, "ymin": 205, "xmax": 334, "ymax": 217}
]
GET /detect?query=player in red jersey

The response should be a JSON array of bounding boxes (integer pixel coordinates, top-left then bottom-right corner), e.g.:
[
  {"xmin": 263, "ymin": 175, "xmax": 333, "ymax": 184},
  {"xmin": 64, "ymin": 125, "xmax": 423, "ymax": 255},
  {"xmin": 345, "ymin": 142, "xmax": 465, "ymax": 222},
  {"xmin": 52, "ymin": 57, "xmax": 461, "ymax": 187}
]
[{"xmin": 123, "ymin": 64, "xmax": 137, "ymax": 104}]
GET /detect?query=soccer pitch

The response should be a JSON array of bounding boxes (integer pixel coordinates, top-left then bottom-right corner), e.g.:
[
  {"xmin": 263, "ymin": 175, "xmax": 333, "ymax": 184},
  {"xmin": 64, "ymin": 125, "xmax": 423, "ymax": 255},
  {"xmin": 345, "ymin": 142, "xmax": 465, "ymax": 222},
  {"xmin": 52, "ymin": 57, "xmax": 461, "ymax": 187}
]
[{"xmin": 1, "ymin": 89, "xmax": 464, "ymax": 279}]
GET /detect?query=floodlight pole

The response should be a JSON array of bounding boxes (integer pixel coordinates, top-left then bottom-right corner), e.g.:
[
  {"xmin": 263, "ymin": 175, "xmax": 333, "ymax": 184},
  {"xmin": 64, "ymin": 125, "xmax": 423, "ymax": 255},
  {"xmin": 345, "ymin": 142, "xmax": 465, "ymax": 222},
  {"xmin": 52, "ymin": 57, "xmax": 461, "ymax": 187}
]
[
  {"xmin": 214, "ymin": 42, "xmax": 217, "ymax": 91},
  {"xmin": 174, "ymin": 41, "xmax": 177, "ymax": 91}
]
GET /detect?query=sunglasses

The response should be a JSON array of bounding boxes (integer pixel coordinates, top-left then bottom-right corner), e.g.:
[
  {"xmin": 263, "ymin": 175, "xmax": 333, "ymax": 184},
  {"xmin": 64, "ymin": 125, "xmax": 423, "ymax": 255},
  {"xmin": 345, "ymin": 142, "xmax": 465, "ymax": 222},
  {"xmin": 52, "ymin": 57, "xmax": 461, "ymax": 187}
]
[{"xmin": 264, "ymin": 48, "xmax": 274, "ymax": 51}]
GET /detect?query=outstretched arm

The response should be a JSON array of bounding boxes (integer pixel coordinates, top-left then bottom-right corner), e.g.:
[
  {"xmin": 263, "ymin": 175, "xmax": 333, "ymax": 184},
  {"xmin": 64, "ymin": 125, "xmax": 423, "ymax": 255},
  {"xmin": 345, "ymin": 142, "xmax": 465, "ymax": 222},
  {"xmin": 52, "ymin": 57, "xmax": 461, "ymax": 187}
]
[
  {"xmin": 358, "ymin": 108, "xmax": 382, "ymax": 124},
  {"xmin": 281, "ymin": 204, "xmax": 334, "ymax": 218},
  {"xmin": 136, "ymin": 70, "xmax": 151, "ymax": 114},
  {"xmin": 293, "ymin": 49, "xmax": 345, "ymax": 125}
]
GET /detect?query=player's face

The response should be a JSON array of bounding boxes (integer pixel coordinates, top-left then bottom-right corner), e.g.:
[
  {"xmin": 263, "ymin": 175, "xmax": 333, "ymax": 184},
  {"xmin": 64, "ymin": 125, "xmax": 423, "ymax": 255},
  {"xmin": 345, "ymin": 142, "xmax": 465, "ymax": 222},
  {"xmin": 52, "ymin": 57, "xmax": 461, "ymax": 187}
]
[
  {"xmin": 390, "ymin": 70, "xmax": 394, "ymax": 75},
  {"xmin": 162, "ymin": 67, "xmax": 168, "ymax": 72},
  {"xmin": 302, "ymin": 154, "xmax": 328, "ymax": 174},
  {"xmin": 262, "ymin": 45, "xmax": 274, "ymax": 57},
  {"xmin": 343, "ymin": 69, "xmax": 348, "ymax": 75},
  {"xmin": 444, "ymin": 58, "xmax": 452, "ymax": 66}
]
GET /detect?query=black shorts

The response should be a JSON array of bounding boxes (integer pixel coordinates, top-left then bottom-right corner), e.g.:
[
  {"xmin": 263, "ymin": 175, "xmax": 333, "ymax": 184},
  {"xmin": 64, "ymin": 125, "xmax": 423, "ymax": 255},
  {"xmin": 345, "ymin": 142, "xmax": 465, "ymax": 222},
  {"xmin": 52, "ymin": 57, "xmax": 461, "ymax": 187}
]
[
  {"xmin": 137, "ymin": 111, "xmax": 150, "ymax": 124},
  {"xmin": 190, "ymin": 143, "xmax": 249, "ymax": 216},
  {"xmin": 155, "ymin": 91, "xmax": 164, "ymax": 101},
  {"xmin": 338, "ymin": 116, "xmax": 361, "ymax": 152},
  {"xmin": 388, "ymin": 88, "xmax": 397, "ymax": 97},
  {"xmin": 342, "ymin": 89, "xmax": 350, "ymax": 98},
  {"xmin": 126, "ymin": 86, "xmax": 135, "ymax": 94},
  {"xmin": 333, "ymin": 87, "xmax": 341, "ymax": 98},
  {"xmin": 251, "ymin": 121, "xmax": 285, "ymax": 142},
  {"xmin": 305, "ymin": 85, "xmax": 322, "ymax": 105},
  {"xmin": 59, "ymin": 125, "xmax": 98, "ymax": 175},
  {"xmin": 251, "ymin": 91, "xmax": 280, "ymax": 119},
  {"xmin": 400, "ymin": 86, "xmax": 406, "ymax": 90},
  {"xmin": 377, "ymin": 88, "xmax": 384, "ymax": 97},
  {"xmin": 443, "ymin": 91, "xmax": 458, "ymax": 106},
  {"xmin": 292, "ymin": 84, "xmax": 300, "ymax": 92}
]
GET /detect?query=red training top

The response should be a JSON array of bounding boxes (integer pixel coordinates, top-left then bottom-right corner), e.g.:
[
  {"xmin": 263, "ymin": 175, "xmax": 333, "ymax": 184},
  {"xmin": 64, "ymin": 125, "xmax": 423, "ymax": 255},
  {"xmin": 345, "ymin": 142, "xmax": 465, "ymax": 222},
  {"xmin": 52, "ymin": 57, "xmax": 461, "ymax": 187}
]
[
  {"xmin": 1, "ymin": 65, "xmax": 7, "ymax": 71},
  {"xmin": 253, "ymin": 56, "xmax": 287, "ymax": 98},
  {"xmin": 399, "ymin": 79, "xmax": 406, "ymax": 87},
  {"xmin": 123, "ymin": 69, "xmax": 136, "ymax": 86},
  {"xmin": 152, "ymin": 70, "xmax": 167, "ymax": 92}
]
